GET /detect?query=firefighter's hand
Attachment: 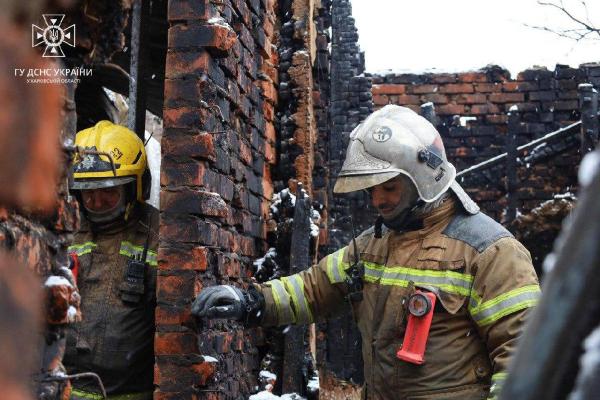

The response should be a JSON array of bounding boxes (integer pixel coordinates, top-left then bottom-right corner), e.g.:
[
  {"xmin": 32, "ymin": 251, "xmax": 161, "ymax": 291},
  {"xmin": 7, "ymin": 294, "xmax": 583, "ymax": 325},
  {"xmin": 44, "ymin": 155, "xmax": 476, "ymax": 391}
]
[{"xmin": 192, "ymin": 285, "xmax": 247, "ymax": 320}]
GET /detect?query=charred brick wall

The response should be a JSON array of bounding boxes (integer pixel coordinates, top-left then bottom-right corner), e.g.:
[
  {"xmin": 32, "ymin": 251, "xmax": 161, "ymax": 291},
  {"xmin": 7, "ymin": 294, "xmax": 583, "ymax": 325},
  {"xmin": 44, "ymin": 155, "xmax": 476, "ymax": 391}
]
[
  {"xmin": 311, "ymin": 0, "xmax": 332, "ymax": 230},
  {"xmin": 370, "ymin": 64, "xmax": 600, "ymax": 222},
  {"xmin": 315, "ymin": 0, "xmax": 373, "ymax": 391},
  {"xmin": 158, "ymin": 0, "xmax": 279, "ymax": 398}
]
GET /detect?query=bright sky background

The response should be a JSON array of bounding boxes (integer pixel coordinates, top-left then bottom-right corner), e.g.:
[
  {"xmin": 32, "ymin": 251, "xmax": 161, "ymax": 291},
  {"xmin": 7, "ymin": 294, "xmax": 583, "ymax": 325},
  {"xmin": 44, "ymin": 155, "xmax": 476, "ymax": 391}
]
[{"xmin": 350, "ymin": 0, "xmax": 600, "ymax": 78}]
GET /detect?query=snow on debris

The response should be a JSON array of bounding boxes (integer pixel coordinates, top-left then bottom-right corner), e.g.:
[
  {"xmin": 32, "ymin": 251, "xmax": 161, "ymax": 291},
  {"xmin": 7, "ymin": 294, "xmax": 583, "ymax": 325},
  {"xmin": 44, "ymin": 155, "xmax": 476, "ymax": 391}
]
[
  {"xmin": 253, "ymin": 248, "xmax": 277, "ymax": 275},
  {"xmin": 307, "ymin": 375, "xmax": 319, "ymax": 392},
  {"xmin": 202, "ymin": 355, "xmax": 218, "ymax": 363},
  {"xmin": 280, "ymin": 394, "xmax": 305, "ymax": 400},
  {"xmin": 207, "ymin": 17, "xmax": 234, "ymax": 32},
  {"xmin": 259, "ymin": 370, "xmax": 277, "ymax": 382},
  {"xmin": 67, "ymin": 306, "xmax": 78, "ymax": 322},
  {"xmin": 44, "ymin": 276, "xmax": 73, "ymax": 288},
  {"xmin": 249, "ymin": 389, "xmax": 280, "ymax": 400}
]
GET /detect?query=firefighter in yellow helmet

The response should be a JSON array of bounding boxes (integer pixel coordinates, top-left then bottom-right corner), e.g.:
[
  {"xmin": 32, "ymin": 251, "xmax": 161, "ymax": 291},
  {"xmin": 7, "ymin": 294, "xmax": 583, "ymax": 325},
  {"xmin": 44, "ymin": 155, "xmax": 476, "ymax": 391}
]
[
  {"xmin": 64, "ymin": 121, "xmax": 157, "ymax": 400},
  {"xmin": 192, "ymin": 105, "xmax": 540, "ymax": 399}
]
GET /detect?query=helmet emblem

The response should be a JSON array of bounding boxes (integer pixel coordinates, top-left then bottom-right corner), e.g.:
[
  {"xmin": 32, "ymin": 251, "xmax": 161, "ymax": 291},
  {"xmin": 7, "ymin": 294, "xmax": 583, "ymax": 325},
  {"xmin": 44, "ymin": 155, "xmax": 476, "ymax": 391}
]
[
  {"xmin": 80, "ymin": 154, "xmax": 96, "ymax": 170},
  {"xmin": 372, "ymin": 126, "xmax": 392, "ymax": 142}
]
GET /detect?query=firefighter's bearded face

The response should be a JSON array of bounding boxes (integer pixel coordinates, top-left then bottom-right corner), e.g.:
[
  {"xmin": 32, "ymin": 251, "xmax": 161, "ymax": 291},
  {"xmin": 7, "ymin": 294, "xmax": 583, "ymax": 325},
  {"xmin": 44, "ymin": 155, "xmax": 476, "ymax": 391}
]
[
  {"xmin": 368, "ymin": 174, "xmax": 418, "ymax": 221},
  {"xmin": 81, "ymin": 186, "xmax": 128, "ymax": 223}
]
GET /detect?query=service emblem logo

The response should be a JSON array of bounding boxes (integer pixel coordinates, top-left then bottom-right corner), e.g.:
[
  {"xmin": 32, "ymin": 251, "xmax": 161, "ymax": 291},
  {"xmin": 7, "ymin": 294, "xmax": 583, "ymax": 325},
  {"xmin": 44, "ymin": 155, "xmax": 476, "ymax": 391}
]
[
  {"xmin": 32, "ymin": 14, "xmax": 75, "ymax": 58},
  {"xmin": 372, "ymin": 126, "xmax": 392, "ymax": 142}
]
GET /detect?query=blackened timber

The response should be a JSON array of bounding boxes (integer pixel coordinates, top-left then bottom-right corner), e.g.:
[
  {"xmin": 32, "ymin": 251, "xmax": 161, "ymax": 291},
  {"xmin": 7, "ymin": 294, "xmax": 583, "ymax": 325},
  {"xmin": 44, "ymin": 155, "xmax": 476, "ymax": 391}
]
[
  {"xmin": 128, "ymin": 0, "xmax": 150, "ymax": 139},
  {"xmin": 282, "ymin": 185, "xmax": 311, "ymax": 394},
  {"xmin": 505, "ymin": 110, "xmax": 519, "ymax": 224},
  {"xmin": 578, "ymin": 83, "xmax": 599, "ymax": 155}
]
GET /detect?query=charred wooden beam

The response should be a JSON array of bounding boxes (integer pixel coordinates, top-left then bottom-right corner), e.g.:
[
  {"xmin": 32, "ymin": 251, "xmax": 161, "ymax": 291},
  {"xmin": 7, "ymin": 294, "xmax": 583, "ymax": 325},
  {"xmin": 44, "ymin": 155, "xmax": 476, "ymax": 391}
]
[
  {"xmin": 127, "ymin": 0, "xmax": 149, "ymax": 139},
  {"xmin": 578, "ymin": 83, "xmax": 599, "ymax": 155},
  {"xmin": 505, "ymin": 108, "xmax": 519, "ymax": 224},
  {"xmin": 282, "ymin": 185, "xmax": 312, "ymax": 394}
]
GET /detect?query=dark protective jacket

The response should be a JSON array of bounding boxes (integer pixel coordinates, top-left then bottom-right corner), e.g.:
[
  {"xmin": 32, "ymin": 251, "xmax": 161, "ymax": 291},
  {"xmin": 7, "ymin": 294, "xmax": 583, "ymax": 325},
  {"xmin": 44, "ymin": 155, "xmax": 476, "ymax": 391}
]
[
  {"xmin": 64, "ymin": 203, "xmax": 158, "ymax": 399},
  {"xmin": 256, "ymin": 198, "xmax": 540, "ymax": 400}
]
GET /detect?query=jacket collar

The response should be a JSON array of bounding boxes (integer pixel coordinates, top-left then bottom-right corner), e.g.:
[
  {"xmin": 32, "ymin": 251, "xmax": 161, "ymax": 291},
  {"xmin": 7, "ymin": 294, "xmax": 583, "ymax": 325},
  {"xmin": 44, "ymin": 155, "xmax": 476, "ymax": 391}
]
[{"xmin": 387, "ymin": 197, "xmax": 457, "ymax": 240}]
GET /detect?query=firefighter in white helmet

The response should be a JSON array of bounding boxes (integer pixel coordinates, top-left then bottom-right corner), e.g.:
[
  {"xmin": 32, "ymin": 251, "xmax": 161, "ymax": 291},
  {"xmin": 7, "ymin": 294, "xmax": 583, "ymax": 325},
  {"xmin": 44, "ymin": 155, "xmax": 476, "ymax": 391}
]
[
  {"xmin": 64, "ymin": 121, "xmax": 157, "ymax": 400},
  {"xmin": 193, "ymin": 105, "xmax": 540, "ymax": 399}
]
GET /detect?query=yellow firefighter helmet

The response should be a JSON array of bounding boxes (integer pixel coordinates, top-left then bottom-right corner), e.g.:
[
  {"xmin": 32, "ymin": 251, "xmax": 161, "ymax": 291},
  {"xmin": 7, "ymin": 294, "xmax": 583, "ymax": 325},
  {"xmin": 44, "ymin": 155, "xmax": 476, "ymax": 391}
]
[{"xmin": 72, "ymin": 121, "xmax": 148, "ymax": 202}]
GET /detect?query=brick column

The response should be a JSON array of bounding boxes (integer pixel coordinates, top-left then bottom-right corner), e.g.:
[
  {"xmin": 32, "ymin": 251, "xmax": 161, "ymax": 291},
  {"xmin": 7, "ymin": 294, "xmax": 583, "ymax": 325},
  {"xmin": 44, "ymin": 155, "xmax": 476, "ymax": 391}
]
[{"xmin": 158, "ymin": 0, "xmax": 278, "ymax": 398}]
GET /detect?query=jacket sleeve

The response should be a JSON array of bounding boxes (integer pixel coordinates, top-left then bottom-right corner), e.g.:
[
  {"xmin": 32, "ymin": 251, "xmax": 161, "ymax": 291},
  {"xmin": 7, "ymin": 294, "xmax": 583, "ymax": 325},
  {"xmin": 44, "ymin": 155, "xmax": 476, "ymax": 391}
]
[
  {"xmin": 468, "ymin": 237, "xmax": 540, "ymax": 398},
  {"xmin": 255, "ymin": 246, "xmax": 353, "ymax": 327}
]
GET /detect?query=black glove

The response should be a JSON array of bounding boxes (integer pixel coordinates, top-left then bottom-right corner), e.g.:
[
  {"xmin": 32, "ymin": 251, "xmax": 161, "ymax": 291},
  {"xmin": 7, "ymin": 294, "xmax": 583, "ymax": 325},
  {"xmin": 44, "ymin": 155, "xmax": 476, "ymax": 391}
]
[{"xmin": 191, "ymin": 285, "xmax": 264, "ymax": 326}]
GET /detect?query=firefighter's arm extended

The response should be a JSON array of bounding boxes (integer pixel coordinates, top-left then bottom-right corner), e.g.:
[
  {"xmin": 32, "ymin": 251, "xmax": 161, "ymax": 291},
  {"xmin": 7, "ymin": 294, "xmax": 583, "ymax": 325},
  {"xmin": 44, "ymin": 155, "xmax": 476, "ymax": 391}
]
[
  {"xmin": 191, "ymin": 246, "xmax": 353, "ymax": 326},
  {"xmin": 468, "ymin": 237, "xmax": 541, "ymax": 399},
  {"xmin": 256, "ymin": 246, "xmax": 352, "ymax": 326}
]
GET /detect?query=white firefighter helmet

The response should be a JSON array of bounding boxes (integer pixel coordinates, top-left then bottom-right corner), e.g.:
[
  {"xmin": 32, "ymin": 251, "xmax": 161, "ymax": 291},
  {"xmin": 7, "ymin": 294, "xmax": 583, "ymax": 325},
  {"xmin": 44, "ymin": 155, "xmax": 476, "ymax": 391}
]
[{"xmin": 334, "ymin": 105, "xmax": 479, "ymax": 213}]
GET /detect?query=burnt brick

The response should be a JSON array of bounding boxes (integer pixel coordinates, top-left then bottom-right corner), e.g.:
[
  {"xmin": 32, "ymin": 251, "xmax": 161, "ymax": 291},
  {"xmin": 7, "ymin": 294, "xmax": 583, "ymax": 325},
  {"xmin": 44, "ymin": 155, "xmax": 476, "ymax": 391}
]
[
  {"xmin": 160, "ymin": 214, "xmax": 219, "ymax": 246},
  {"xmin": 489, "ymin": 92, "xmax": 525, "ymax": 103},
  {"xmin": 162, "ymin": 132, "xmax": 216, "ymax": 161},
  {"xmin": 168, "ymin": 22, "xmax": 238, "ymax": 54},
  {"xmin": 456, "ymin": 93, "xmax": 487, "ymax": 104},
  {"xmin": 439, "ymin": 83, "xmax": 474, "ymax": 94},
  {"xmin": 430, "ymin": 73, "xmax": 458, "ymax": 83},
  {"xmin": 165, "ymin": 50, "xmax": 224, "ymax": 87},
  {"xmin": 421, "ymin": 93, "xmax": 449, "ymax": 104},
  {"xmin": 156, "ymin": 332, "xmax": 198, "ymax": 355},
  {"xmin": 458, "ymin": 72, "xmax": 488, "ymax": 83},
  {"xmin": 156, "ymin": 271, "xmax": 198, "ymax": 305},
  {"xmin": 411, "ymin": 84, "xmax": 438, "ymax": 94},
  {"xmin": 162, "ymin": 189, "xmax": 229, "ymax": 219},
  {"xmin": 470, "ymin": 103, "xmax": 502, "ymax": 115},
  {"xmin": 158, "ymin": 245, "xmax": 208, "ymax": 271},
  {"xmin": 372, "ymin": 84, "xmax": 406, "ymax": 95},
  {"xmin": 529, "ymin": 91, "xmax": 556, "ymax": 101},
  {"xmin": 155, "ymin": 305, "xmax": 192, "ymax": 327},
  {"xmin": 168, "ymin": 0, "xmax": 213, "ymax": 21},
  {"xmin": 436, "ymin": 104, "xmax": 466, "ymax": 115},
  {"xmin": 474, "ymin": 83, "xmax": 500, "ymax": 93},
  {"xmin": 161, "ymin": 156, "xmax": 206, "ymax": 187},
  {"xmin": 392, "ymin": 94, "xmax": 420, "ymax": 104}
]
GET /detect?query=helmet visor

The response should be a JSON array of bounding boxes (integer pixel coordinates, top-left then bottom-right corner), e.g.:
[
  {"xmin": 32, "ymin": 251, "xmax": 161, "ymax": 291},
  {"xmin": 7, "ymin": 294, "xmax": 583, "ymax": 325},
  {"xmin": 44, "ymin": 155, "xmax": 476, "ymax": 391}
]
[
  {"xmin": 72, "ymin": 176, "xmax": 135, "ymax": 190},
  {"xmin": 333, "ymin": 171, "xmax": 400, "ymax": 194}
]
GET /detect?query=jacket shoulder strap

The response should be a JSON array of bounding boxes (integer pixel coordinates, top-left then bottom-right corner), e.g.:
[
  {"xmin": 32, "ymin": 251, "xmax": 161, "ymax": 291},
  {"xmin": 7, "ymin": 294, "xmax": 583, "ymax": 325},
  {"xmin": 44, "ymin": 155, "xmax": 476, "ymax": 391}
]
[{"xmin": 442, "ymin": 211, "xmax": 513, "ymax": 253}]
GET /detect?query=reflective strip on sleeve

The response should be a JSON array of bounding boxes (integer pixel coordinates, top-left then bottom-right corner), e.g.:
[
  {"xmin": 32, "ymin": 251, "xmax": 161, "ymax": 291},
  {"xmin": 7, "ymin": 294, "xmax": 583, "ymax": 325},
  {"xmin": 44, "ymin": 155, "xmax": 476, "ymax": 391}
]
[
  {"xmin": 119, "ymin": 241, "xmax": 158, "ymax": 267},
  {"xmin": 282, "ymin": 275, "xmax": 314, "ymax": 324},
  {"xmin": 71, "ymin": 388, "xmax": 153, "ymax": 400},
  {"xmin": 68, "ymin": 242, "xmax": 97, "ymax": 256},
  {"xmin": 469, "ymin": 285, "xmax": 541, "ymax": 326},
  {"xmin": 364, "ymin": 262, "xmax": 473, "ymax": 296},
  {"xmin": 269, "ymin": 279, "xmax": 295, "ymax": 325},
  {"xmin": 488, "ymin": 372, "xmax": 508, "ymax": 399},
  {"xmin": 325, "ymin": 247, "xmax": 350, "ymax": 283}
]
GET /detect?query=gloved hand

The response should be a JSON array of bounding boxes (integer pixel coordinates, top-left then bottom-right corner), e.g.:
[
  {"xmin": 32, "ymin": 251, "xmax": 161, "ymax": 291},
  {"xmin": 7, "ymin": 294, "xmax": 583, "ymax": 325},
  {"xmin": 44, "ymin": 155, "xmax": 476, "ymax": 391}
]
[{"xmin": 191, "ymin": 285, "xmax": 264, "ymax": 325}]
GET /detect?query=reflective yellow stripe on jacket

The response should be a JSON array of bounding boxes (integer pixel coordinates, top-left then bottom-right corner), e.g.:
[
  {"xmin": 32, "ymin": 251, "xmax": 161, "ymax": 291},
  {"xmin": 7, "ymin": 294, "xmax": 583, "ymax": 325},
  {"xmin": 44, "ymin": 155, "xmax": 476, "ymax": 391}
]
[
  {"xmin": 323, "ymin": 248, "xmax": 539, "ymax": 328},
  {"xmin": 119, "ymin": 241, "xmax": 157, "ymax": 266},
  {"xmin": 71, "ymin": 388, "xmax": 152, "ymax": 400},
  {"xmin": 364, "ymin": 262, "xmax": 474, "ymax": 296},
  {"xmin": 68, "ymin": 242, "xmax": 97, "ymax": 256},
  {"xmin": 469, "ymin": 285, "xmax": 541, "ymax": 326}
]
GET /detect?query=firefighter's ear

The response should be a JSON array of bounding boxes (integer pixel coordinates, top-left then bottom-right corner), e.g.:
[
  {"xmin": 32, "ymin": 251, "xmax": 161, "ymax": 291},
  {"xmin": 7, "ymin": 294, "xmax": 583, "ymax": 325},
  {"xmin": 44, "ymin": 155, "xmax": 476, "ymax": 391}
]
[{"xmin": 142, "ymin": 169, "xmax": 151, "ymax": 200}]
